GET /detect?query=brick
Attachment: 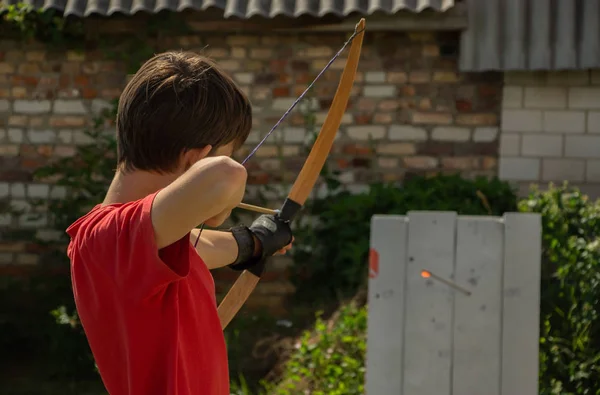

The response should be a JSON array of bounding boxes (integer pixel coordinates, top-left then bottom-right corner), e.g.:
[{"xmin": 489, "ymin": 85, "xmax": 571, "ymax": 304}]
[
  {"xmin": 547, "ymin": 71, "xmax": 589, "ymax": 86},
  {"xmin": 565, "ymin": 136, "xmax": 600, "ymax": 158},
  {"xmin": 346, "ymin": 126, "xmax": 386, "ymax": 140},
  {"xmin": 499, "ymin": 157, "xmax": 540, "ymax": 180},
  {"xmin": 255, "ymin": 145, "xmax": 278, "ymax": 157},
  {"xmin": 73, "ymin": 131, "xmax": 95, "ymax": 145},
  {"xmin": 217, "ymin": 60, "xmax": 240, "ymax": 72},
  {"xmin": 473, "ymin": 127, "xmax": 498, "ymax": 142},
  {"xmin": 0, "ymin": 214, "xmax": 11, "ymax": 227},
  {"xmin": 282, "ymin": 127, "xmax": 306, "ymax": 143},
  {"xmin": 521, "ymin": 134, "xmax": 562, "ymax": 156},
  {"xmin": 419, "ymin": 98, "xmax": 432, "ymax": 111},
  {"xmin": 541, "ymin": 159, "xmax": 585, "ymax": 182},
  {"xmin": 389, "ymin": 125, "xmax": 428, "ymax": 141},
  {"xmin": 49, "ymin": 186, "xmax": 67, "ymax": 199},
  {"xmin": 422, "ymin": 44, "xmax": 439, "ymax": 57},
  {"xmin": 0, "ymin": 183, "xmax": 9, "ymax": 197},
  {"xmin": 409, "ymin": 71, "xmax": 430, "ymax": 83},
  {"xmin": 316, "ymin": 112, "xmax": 352, "ymax": 125},
  {"xmin": 482, "ymin": 157, "xmax": 497, "ymax": 170},
  {"xmin": 586, "ymin": 160, "xmax": 600, "ymax": 181},
  {"xmin": 543, "ymin": 111, "xmax": 585, "ymax": 133},
  {"xmin": 282, "ymin": 146, "xmax": 300, "ymax": 156},
  {"xmin": 0, "ymin": 63, "xmax": 15, "ymax": 73},
  {"xmin": 250, "ymin": 48, "xmax": 273, "ymax": 59},
  {"xmin": 387, "ymin": 72, "xmax": 407, "ymax": 83},
  {"xmin": 403, "ymin": 156, "xmax": 438, "ymax": 169},
  {"xmin": 17, "ymin": 253, "xmax": 39, "ymax": 265},
  {"xmin": 8, "ymin": 128, "xmax": 23, "ymax": 143},
  {"xmin": 412, "ymin": 112, "xmax": 452, "ymax": 125},
  {"xmin": 67, "ymin": 51, "xmax": 85, "ymax": 61},
  {"xmin": 272, "ymin": 98, "xmax": 295, "ymax": 111},
  {"xmin": 374, "ymin": 113, "xmax": 393, "ymax": 124},
  {"xmin": 53, "ymin": 99, "xmax": 87, "ymax": 114},
  {"xmin": 376, "ymin": 143, "xmax": 416, "ymax": 155},
  {"xmin": 502, "ymin": 86, "xmax": 523, "ymax": 108},
  {"xmin": 28, "ymin": 184, "xmax": 49, "ymax": 198},
  {"xmin": 456, "ymin": 113, "xmax": 497, "ymax": 126},
  {"xmin": 11, "ymin": 183, "xmax": 26, "ymax": 198},
  {"xmin": 365, "ymin": 72, "xmax": 385, "ymax": 83},
  {"xmin": 50, "ymin": 116, "xmax": 86, "ymax": 127},
  {"xmin": 234, "ymin": 72, "xmax": 254, "ymax": 84},
  {"xmin": 89, "ymin": 99, "xmax": 111, "ymax": 115},
  {"xmin": 14, "ymin": 100, "xmax": 51, "ymax": 114},
  {"xmin": 0, "ymin": 145, "xmax": 19, "ymax": 156},
  {"xmin": 378, "ymin": 157, "xmax": 399, "ymax": 168},
  {"xmin": 569, "ymin": 87, "xmax": 600, "ymax": 109},
  {"xmin": 431, "ymin": 127, "xmax": 470, "ymax": 142},
  {"xmin": 304, "ymin": 46, "xmax": 334, "ymax": 58},
  {"xmin": 28, "ymin": 117, "xmax": 45, "ymax": 127},
  {"xmin": 408, "ymin": 32, "xmax": 435, "ymax": 42},
  {"xmin": 501, "ymin": 110, "xmax": 542, "ymax": 132},
  {"xmin": 0, "ymin": 99, "xmax": 10, "ymax": 112},
  {"xmin": 18, "ymin": 63, "xmax": 41, "ymax": 74},
  {"xmin": 12, "ymin": 87, "xmax": 27, "ymax": 98},
  {"xmin": 587, "ymin": 112, "xmax": 600, "ymax": 133},
  {"xmin": 364, "ymin": 86, "xmax": 396, "ymax": 98},
  {"xmin": 28, "ymin": 129, "xmax": 56, "ymax": 144},
  {"xmin": 442, "ymin": 157, "xmax": 479, "ymax": 170},
  {"xmin": 231, "ymin": 47, "xmax": 246, "ymax": 59},
  {"xmin": 524, "ymin": 87, "xmax": 567, "ymax": 109},
  {"xmin": 433, "ymin": 72, "xmax": 459, "ymax": 83}
]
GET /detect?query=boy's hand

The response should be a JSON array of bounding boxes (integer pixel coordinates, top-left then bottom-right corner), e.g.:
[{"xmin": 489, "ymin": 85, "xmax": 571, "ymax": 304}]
[
  {"xmin": 228, "ymin": 214, "xmax": 293, "ymax": 272},
  {"xmin": 248, "ymin": 214, "xmax": 293, "ymax": 258}
]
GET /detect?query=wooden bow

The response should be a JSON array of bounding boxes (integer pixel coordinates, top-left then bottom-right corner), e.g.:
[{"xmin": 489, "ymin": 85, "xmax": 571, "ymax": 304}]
[{"xmin": 217, "ymin": 18, "xmax": 366, "ymax": 330}]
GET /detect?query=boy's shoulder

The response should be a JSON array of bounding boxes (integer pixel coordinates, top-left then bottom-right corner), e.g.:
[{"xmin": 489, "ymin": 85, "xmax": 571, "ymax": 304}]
[{"xmin": 66, "ymin": 193, "xmax": 155, "ymax": 251}]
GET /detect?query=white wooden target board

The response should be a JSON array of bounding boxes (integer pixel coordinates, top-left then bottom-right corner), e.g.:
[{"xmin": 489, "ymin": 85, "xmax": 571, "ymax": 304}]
[{"xmin": 366, "ymin": 211, "xmax": 542, "ymax": 395}]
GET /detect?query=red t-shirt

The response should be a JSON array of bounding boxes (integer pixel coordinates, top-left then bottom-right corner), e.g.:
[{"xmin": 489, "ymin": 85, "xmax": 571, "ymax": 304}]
[{"xmin": 66, "ymin": 192, "xmax": 229, "ymax": 395}]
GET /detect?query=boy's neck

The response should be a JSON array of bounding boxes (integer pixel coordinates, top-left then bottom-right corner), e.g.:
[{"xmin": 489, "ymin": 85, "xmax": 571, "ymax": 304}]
[{"xmin": 103, "ymin": 169, "xmax": 180, "ymax": 205}]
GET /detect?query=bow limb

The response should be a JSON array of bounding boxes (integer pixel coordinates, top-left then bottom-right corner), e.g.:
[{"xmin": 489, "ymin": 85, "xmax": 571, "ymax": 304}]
[{"xmin": 218, "ymin": 18, "xmax": 366, "ymax": 330}]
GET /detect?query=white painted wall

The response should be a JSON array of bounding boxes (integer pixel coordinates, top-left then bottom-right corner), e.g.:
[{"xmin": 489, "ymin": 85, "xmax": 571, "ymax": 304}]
[
  {"xmin": 499, "ymin": 70, "xmax": 600, "ymax": 198},
  {"xmin": 366, "ymin": 212, "xmax": 542, "ymax": 395}
]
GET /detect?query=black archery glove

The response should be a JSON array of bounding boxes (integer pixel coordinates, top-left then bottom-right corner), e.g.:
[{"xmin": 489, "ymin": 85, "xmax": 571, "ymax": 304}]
[{"xmin": 228, "ymin": 214, "xmax": 293, "ymax": 272}]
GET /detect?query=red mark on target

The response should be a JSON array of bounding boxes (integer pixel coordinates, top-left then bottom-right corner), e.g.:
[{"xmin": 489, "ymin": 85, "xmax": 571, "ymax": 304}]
[{"xmin": 369, "ymin": 248, "xmax": 379, "ymax": 278}]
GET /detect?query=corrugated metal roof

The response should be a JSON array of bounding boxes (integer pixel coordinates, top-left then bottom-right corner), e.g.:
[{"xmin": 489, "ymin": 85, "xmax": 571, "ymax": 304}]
[
  {"xmin": 459, "ymin": 0, "xmax": 600, "ymax": 71},
  {"xmin": 3, "ymin": 0, "xmax": 456, "ymax": 18}
]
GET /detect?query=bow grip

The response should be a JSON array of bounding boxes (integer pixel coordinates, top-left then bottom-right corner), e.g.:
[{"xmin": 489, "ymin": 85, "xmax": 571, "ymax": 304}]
[{"xmin": 276, "ymin": 197, "xmax": 302, "ymax": 223}]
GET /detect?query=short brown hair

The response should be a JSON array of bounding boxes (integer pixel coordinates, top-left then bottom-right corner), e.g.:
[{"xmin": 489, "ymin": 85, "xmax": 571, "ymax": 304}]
[{"xmin": 116, "ymin": 51, "xmax": 252, "ymax": 173}]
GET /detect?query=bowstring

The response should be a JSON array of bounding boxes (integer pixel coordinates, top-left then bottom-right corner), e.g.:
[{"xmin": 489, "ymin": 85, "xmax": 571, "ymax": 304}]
[
  {"xmin": 241, "ymin": 25, "xmax": 365, "ymax": 165},
  {"xmin": 193, "ymin": 24, "xmax": 365, "ymax": 246}
]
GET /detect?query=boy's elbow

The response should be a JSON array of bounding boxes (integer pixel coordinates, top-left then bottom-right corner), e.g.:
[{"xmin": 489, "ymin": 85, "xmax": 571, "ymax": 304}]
[{"xmin": 217, "ymin": 156, "xmax": 247, "ymax": 184}]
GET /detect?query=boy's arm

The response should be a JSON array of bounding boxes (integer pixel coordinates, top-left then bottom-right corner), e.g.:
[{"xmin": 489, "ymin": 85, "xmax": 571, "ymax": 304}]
[
  {"xmin": 151, "ymin": 156, "xmax": 247, "ymax": 250},
  {"xmin": 189, "ymin": 229, "xmax": 260, "ymax": 269},
  {"xmin": 190, "ymin": 216, "xmax": 294, "ymax": 270}
]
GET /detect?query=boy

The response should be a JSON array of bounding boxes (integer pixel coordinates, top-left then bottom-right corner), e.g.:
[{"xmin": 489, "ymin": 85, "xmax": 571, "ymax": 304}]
[{"xmin": 66, "ymin": 51, "xmax": 294, "ymax": 395}]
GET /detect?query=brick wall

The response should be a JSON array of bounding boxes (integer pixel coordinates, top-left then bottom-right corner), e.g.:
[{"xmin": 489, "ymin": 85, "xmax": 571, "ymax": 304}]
[
  {"xmin": 499, "ymin": 70, "xmax": 600, "ymax": 198},
  {"xmin": 0, "ymin": 27, "xmax": 502, "ymax": 311}
]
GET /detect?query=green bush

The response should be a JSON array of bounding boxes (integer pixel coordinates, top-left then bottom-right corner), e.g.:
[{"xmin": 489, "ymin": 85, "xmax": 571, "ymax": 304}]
[
  {"xmin": 262, "ymin": 294, "xmax": 367, "ymax": 395},
  {"xmin": 291, "ymin": 174, "xmax": 518, "ymax": 303},
  {"xmin": 520, "ymin": 184, "xmax": 600, "ymax": 394}
]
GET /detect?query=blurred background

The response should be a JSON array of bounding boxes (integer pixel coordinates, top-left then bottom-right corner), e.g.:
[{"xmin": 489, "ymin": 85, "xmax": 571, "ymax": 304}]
[{"xmin": 1, "ymin": 0, "xmax": 600, "ymax": 393}]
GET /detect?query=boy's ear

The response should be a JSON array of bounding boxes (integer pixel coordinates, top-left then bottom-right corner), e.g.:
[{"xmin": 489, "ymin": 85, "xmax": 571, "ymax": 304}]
[{"xmin": 182, "ymin": 145, "xmax": 212, "ymax": 169}]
